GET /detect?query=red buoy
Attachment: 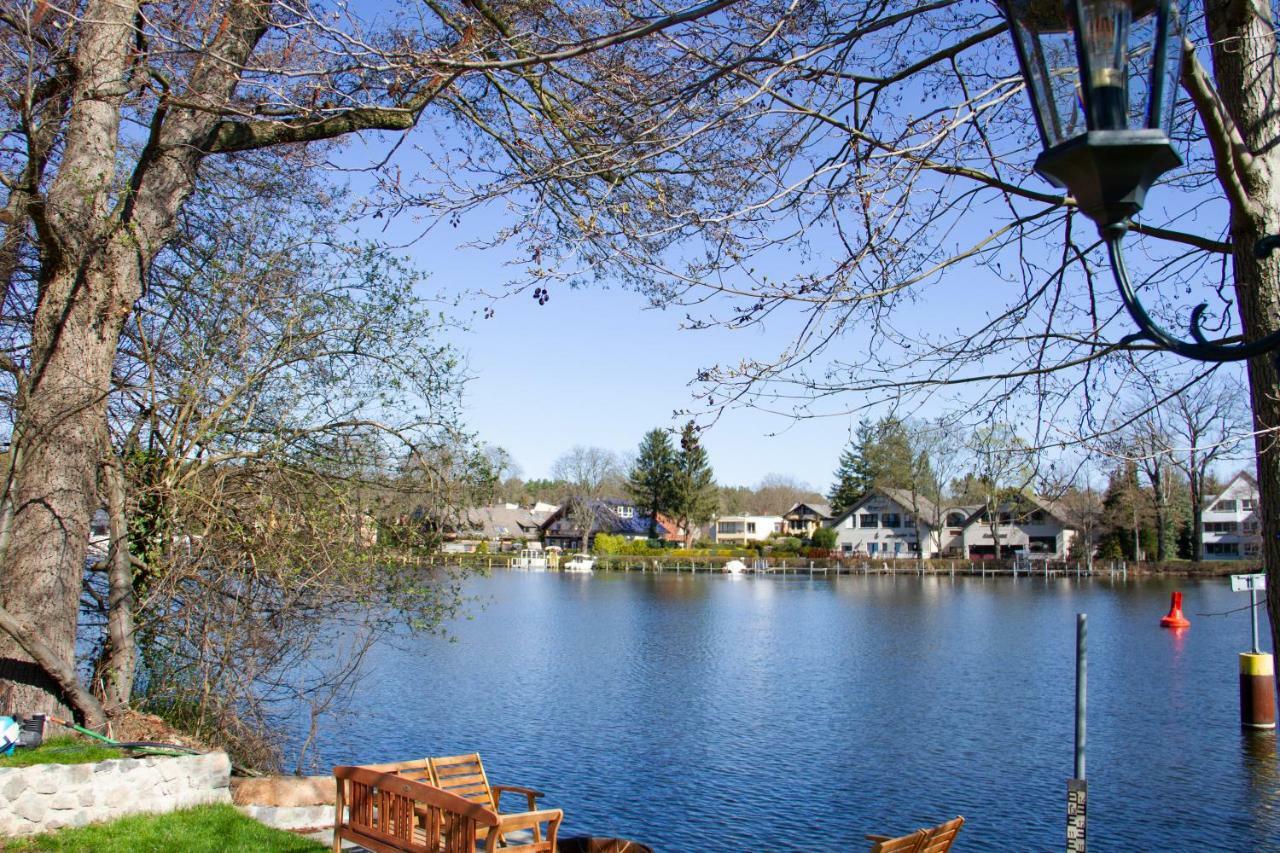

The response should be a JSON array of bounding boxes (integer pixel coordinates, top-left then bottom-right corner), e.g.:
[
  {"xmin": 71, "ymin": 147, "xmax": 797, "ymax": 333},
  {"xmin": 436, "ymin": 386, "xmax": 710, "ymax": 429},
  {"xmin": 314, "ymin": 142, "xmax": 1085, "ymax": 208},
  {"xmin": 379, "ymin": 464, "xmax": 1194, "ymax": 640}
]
[{"xmin": 1160, "ymin": 591, "xmax": 1191, "ymax": 629}]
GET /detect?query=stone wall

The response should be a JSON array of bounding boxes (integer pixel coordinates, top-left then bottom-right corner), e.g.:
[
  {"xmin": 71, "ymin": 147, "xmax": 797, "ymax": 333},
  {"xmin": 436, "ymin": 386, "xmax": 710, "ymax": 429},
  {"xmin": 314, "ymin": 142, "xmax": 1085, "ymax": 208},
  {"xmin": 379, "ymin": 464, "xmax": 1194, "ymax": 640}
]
[
  {"xmin": 0, "ymin": 752, "xmax": 231, "ymax": 837},
  {"xmin": 232, "ymin": 775, "xmax": 335, "ymax": 832}
]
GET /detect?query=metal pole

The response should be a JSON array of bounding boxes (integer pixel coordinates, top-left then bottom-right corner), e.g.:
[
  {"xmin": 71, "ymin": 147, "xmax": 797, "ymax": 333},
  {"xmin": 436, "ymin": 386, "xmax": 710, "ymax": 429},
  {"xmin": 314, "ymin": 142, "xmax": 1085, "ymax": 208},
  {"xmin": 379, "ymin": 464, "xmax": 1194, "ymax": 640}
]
[
  {"xmin": 1075, "ymin": 613, "xmax": 1086, "ymax": 780},
  {"xmin": 1252, "ymin": 588, "xmax": 1261, "ymax": 655},
  {"xmin": 1067, "ymin": 612, "xmax": 1088, "ymax": 853}
]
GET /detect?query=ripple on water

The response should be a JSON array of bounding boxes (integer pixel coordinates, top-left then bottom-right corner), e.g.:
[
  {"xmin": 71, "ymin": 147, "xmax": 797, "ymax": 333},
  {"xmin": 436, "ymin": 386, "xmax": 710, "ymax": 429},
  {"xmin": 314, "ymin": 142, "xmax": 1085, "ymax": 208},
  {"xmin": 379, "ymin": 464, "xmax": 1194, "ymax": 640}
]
[{"xmin": 291, "ymin": 573, "xmax": 1280, "ymax": 851}]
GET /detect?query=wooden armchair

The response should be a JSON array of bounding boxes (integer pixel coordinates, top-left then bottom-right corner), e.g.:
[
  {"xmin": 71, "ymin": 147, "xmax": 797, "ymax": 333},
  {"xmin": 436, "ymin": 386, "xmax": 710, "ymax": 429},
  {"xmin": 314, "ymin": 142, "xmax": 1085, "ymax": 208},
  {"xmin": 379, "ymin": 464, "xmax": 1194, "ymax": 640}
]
[
  {"xmin": 866, "ymin": 816, "xmax": 965, "ymax": 853},
  {"xmin": 333, "ymin": 765, "xmax": 561, "ymax": 853},
  {"xmin": 429, "ymin": 753, "xmax": 550, "ymax": 845}
]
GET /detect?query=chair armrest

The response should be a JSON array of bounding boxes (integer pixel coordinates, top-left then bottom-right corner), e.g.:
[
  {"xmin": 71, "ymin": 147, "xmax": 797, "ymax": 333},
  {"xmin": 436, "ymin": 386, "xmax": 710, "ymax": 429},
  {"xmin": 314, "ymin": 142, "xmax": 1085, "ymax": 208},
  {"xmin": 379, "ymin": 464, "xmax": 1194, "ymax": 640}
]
[
  {"xmin": 485, "ymin": 808, "xmax": 563, "ymax": 853},
  {"xmin": 492, "ymin": 784, "xmax": 544, "ymax": 811}
]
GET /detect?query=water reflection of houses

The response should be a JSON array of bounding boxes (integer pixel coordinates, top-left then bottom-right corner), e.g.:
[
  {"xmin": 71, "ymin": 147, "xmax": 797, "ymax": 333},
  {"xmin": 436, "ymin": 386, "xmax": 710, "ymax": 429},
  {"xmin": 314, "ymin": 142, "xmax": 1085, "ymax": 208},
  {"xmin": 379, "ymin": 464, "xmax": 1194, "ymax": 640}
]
[{"xmin": 829, "ymin": 487, "xmax": 1076, "ymax": 559}]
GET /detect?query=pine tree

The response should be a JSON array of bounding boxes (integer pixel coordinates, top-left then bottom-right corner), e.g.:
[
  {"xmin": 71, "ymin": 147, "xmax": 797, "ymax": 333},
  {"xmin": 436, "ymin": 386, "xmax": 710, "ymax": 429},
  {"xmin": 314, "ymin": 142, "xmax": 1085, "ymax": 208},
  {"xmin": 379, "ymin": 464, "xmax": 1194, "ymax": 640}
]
[
  {"xmin": 673, "ymin": 422, "xmax": 718, "ymax": 545},
  {"xmin": 828, "ymin": 419, "xmax": 875, "ymax": 514},
  {"xmin": 627, "ymin": 428, "xmax": 678, "ymax": 537}
]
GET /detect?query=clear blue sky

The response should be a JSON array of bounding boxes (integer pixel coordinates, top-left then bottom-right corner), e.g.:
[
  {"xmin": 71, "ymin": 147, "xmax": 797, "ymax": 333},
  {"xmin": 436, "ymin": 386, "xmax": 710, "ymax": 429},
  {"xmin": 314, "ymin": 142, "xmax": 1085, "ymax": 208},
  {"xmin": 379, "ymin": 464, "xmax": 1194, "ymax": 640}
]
[{"xmin": 335, "ymin": 99, "xmax": 1252, "ymax": 494}]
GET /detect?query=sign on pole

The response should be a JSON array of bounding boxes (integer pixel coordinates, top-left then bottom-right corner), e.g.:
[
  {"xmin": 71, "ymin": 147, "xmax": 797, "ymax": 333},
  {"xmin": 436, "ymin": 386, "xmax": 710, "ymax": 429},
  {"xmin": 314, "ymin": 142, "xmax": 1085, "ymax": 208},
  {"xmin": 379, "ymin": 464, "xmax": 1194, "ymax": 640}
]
[{"xmin": 1231, "ymin": 573, "xmax": 1267, "ymax": 592}]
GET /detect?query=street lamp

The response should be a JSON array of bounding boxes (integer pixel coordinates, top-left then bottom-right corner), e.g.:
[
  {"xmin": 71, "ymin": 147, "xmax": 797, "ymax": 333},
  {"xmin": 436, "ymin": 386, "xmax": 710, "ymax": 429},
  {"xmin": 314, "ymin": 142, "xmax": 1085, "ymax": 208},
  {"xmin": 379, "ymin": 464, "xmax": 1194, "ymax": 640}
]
[{"xmin": 999, "ymin": 0, "xmax": 1280, "ymax": 361}]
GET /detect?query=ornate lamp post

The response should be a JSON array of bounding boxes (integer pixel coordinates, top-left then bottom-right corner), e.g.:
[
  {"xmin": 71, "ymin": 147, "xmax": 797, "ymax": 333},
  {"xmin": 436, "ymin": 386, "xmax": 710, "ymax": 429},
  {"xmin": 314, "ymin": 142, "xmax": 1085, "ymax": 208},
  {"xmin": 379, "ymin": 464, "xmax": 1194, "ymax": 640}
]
[{"xmin": 999, "ymin": 0, "xmax": 1280, "ymax": 361}]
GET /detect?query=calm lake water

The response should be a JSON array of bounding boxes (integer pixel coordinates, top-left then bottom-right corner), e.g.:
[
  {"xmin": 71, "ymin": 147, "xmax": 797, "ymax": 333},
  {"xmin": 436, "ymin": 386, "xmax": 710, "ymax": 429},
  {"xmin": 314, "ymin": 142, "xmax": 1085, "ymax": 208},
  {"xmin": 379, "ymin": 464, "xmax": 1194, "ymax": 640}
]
[{"xmin": 294, "ymin": 572, "xmax": 1280, "ymax": 851}]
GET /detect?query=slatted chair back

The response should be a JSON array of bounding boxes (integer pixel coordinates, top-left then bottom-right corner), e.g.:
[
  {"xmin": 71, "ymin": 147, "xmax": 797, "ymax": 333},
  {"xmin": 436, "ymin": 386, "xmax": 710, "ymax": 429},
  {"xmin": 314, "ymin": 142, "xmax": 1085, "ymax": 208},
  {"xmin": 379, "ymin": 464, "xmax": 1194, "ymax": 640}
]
[
  {"xmin": 363, "ymin": 758, "xmax": 434, "ymax": 785},
  {"xmin": 333, "ymin": 765, "xmax": 499, "ymax": 853},
  {"xmin": 429, "ymin": 753, "xmax": 497, "ymax": 811},
  {"xmin": 868, "ymin": 816, "xmax": 965, "ymax": 853}
]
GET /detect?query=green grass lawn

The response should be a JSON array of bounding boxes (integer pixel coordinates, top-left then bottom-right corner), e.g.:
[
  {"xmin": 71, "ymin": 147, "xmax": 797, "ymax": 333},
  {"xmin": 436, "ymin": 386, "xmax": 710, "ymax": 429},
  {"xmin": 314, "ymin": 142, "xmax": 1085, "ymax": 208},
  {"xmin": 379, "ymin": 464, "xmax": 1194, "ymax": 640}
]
[
  {"xmin": 3, "ymin": 805, "xmax": 326, "ymax": 852},
  {"xmin": 0, "ymin": 736, "xmax": 121, "ymax": 768}
]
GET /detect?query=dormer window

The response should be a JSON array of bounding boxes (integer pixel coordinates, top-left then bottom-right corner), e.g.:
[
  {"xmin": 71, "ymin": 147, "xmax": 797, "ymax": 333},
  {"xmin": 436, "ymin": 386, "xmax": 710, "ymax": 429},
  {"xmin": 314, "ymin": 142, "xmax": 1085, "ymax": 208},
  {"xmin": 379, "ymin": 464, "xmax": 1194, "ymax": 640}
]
[{"xmin": 615, "ymin": 505, "xmax": 635, "ymax": 518}]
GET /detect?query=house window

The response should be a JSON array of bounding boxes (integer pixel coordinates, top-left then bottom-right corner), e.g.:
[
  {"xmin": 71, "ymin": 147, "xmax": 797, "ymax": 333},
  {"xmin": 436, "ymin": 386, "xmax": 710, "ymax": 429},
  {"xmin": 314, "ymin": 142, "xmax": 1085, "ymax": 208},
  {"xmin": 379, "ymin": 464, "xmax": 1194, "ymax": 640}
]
[
  {"xmin": 860, "ymin": 514, "xmax": 878, "ymax": 528},
  {"xmin": 882, "ymin": 513, "xmax": 901, "ymax": 528},
  {"xmin": 1212, "ymin": 500, "xmax": 1237, "ymax": 513},
  {"xmin": 1206, "ymin": 542, "xmax": 1240, "ymax": 556},
  {"xmin": 718, "ymin": 521, "xmax": 743, "ymax": 534},
  {"xmin": 746, "ymin": 522, "xmax": 756, "ymax": 534},
  {"xmin": 1204, "ymin": 521, "xmax": 1239, "ymax": 534},
  {"xmin": 842, "ymin": 543, "xmax": 853, "ymax": 554},
  {"xmin": 1029, "ymin": 536, "xmax": 1057, "ymax": 553},
  {"xmin": 1244, "ymin": 542, "xmax": 1261, "ymax": 557},
  {"xmin": 1242, "ymin": 499, "xmax": 1257, "ymax": 511},
  {"xmin": 615, "ymin": 505, "xmax": 635, "ymax": 518},
  {"xmin": 868, "ymin": 542, "xmax": 878, "ymax": 554},
  {"xmin": 773, "ymin": 522, "xmax": 784, "ymax": 533},
  {"xmin": 946, "ymin": 512, "xmax": 967, "ymax": 527},
  {"xmin": 789, "ymin": 520, "xmax": 806, "ymax": 531},
  {"xmin": 1243, "ymin": 520, "xmax": 1260, "ymax": 534}
]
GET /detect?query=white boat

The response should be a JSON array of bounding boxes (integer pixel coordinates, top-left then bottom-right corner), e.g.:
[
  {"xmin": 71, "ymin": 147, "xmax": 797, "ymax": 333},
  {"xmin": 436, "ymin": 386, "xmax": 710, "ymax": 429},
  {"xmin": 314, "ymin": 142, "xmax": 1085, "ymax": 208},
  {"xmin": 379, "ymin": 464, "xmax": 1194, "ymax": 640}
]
[
  {"xmin": 724, "ymin": 559, "xmax": 747, "ymax": 575},
  {"xmin": 511, "ymin": 548, "xmax": 550, "ymax": 571},
  {"xmin": 563, "ymin": 553, "xmax": 596, "ymax": 573}
]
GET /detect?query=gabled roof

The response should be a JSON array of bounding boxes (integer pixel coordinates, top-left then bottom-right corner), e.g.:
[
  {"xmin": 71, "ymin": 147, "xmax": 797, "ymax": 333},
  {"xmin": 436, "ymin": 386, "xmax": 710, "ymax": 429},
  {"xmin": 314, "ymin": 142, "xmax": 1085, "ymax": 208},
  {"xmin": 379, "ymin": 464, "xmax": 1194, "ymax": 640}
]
[
  {"xmin": 786, "ymin": 501, "xmax": 833, "ymax": 518},
  {"xmin": 1207, "ymin": 470, "xmax": 1259, "ymax": 504},
  {"xmin": 540, "ymin": 498, "xmax": 669, "ymax": 538},
  {"xmin": 953, "ymin": 493, "xmax": 1075, "ymax": 529},
  {"xmin": 457, "ymin": 505, "xmax": 546, "ymax": 540},
  {"xmin": 828, "ymin": 488, "xmax": 937, "ymax": 528}
]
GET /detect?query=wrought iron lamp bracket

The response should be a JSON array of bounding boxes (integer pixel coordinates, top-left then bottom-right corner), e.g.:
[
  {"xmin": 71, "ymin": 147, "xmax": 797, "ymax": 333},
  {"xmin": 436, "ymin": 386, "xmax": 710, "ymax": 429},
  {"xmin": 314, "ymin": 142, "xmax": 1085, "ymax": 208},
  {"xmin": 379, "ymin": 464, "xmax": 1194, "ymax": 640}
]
[{"xmin": 1104, "ymin": 223, "xmax": 1280, "ymax": 362}]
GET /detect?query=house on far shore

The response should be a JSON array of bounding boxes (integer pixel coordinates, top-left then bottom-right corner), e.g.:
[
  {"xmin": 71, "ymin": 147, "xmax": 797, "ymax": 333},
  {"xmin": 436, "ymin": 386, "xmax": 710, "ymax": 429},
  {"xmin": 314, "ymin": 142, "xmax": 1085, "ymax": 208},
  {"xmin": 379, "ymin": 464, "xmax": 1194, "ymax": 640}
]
[
  {"xmin": 711, "ymin": 515, "xmax": 784, "ymax": 546},
  {"xmin": 959, "ymin": 494, "xmax": 1075, "ymax": 560},
  {"xmin": 540, "ymin": 498, "xmax": 667, "ymax": 550},
  {"xmin": 442, "ymin": 503, "xmax": 551, "ymax": 553},
  {"xmin": 828, "ymin": 487, "xmax": 1076, "ymax": 560},
  {"xmin": 782, "ymin": 501, "xmax": 833, "ymax": 538},
  {"xmin": 828, "ymin": 489, "xmax": 939, "ymax": 559},
  {"xmin": 1201, "ymin": 471, "xmax": 1261, "ymax": 561}
]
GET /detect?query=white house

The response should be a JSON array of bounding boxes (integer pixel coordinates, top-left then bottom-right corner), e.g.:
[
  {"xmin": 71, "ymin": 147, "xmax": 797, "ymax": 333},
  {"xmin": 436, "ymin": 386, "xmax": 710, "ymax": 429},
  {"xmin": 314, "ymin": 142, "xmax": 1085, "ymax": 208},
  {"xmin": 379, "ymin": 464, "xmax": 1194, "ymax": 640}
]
[
  {"xmin": 712, "ymin": 515, "xmax": 784, "ymax": 545},
  {"xmin": 828, "ymin": 489, "xmax": 937, "ymax": 558},
  {"xmin": 1201, "ymin": 471, "xmax": 1261, "ymax": 561},
  {"xmin": 828, "ymin": 488, "xmax": 1076, "ymax": 560},
  {"xmin": 958, "ymin": 495, "xmax": 1076, "ymax": 559}
]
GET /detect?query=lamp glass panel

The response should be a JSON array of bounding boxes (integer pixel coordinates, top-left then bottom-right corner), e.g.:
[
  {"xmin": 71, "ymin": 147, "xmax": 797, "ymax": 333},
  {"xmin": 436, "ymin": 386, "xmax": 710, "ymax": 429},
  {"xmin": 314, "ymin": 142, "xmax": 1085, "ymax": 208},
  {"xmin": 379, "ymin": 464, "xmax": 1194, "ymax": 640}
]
[
  {"xmin": 1148, "ymin": 0, "xmax": 1188, "ymax": 132},
  {"xmin": 1076, "ymin": 0, "xmax": 1134, "ymax": 130},
  {"xmin": 1006, "ymin": 1, "xmax": 1082, "ymax": 148}
]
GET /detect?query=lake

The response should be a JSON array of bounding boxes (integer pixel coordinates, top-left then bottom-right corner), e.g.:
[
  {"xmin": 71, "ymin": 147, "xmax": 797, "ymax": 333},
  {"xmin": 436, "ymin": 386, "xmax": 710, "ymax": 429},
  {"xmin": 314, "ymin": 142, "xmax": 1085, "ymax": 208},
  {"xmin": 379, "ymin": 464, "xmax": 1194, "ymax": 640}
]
[{"xmin": 293, "ymin": 571, "xmax": 1280, "ymax": 851}]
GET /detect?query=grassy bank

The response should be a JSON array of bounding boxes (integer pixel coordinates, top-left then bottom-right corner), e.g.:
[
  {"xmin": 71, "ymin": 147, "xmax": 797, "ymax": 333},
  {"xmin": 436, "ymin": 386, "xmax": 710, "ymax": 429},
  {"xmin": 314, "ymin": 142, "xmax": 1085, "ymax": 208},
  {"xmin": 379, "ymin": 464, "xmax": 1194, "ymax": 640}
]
[
  {"xmin": 0, "ymin": 737, "xmax": 120, "ymax": 769},
  {"xmin": 3, "ymin": 805, "xmax": 324, "ymax": 852}
]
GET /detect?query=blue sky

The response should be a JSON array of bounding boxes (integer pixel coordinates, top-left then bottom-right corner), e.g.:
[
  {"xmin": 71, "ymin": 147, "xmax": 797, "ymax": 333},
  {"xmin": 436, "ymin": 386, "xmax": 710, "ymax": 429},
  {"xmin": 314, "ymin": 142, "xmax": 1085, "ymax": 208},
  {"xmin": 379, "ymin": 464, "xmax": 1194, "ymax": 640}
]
[{"xmin": 391, "ymin": 204, "xmax": 869, "ymax": 490}]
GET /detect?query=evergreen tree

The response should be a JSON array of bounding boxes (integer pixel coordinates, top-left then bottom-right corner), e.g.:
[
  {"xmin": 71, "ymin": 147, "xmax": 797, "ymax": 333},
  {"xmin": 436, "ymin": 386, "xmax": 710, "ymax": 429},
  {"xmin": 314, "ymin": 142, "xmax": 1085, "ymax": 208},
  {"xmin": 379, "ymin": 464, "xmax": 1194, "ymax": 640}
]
[
  {"xmin": 829, "ymin": 419, "xmax": 876, "ymax": 513},
  {"xmin": 673, "ymin": 422, "xmax": 718, "ymax": 545},
  {"xmin": 828, "ymin": 416, "xmax": 920, "ymax": 513},
  {"xmin": 627, "ymin": 428, "xmax": 678, "ymax": 537}
]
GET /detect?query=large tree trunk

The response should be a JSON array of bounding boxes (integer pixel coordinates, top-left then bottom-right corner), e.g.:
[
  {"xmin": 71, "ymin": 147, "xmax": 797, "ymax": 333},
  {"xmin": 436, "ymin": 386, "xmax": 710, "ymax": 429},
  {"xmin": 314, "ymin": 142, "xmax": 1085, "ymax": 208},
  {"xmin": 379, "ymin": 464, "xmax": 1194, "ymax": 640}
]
[
  {"xmin": 1203, "ymin": 0, "xmax": 1280, "ymax": 657},
  {"xmin": 0, "ymin": 248, "xmax": 137, "ymax": 723}
]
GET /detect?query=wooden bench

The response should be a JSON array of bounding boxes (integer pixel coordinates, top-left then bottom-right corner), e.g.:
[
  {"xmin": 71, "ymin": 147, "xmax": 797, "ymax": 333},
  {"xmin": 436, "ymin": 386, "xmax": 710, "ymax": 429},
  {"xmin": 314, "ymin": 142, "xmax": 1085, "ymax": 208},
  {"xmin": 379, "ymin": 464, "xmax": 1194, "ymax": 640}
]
[
  {"xmin": 866, "ymin": 815, "xmax": 965, "ymax": 853},
  {"xmin": 333, "ymin": 765, "xmax": 562, "ymax": 853}
]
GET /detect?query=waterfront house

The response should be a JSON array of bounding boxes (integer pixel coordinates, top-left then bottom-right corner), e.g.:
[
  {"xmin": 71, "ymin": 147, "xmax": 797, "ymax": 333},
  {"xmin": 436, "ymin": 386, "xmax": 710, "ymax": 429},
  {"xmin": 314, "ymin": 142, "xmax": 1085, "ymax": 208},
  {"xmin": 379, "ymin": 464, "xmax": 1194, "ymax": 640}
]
[
  {"xmin": 782, "ymin": 501, "xmax": 833, "ymax": 537},
  {"xmin": 828, "ymin": 489, "xmax": 946, "ymax": 558},
  {"xmin": 1200, "ymin": 471, "xmax": 1261, "ymax": 560},
  {"xmin": 442, "ymin": 503, "xmax": 552, "ymax": 553},
  {"xmin": 828, "ymin": 488, "xmax": 1076, "ymax": 559},
  {"xmin": 540, "ymin": 498, "xmax": 668, "ymax": 550},
  {"xmin": 959, "ymin": 494, "xmax": 1076, "ymax": 559},
  {"xmin": 711, "ymin": 514, "xmax": 784, "ymax": 545}
]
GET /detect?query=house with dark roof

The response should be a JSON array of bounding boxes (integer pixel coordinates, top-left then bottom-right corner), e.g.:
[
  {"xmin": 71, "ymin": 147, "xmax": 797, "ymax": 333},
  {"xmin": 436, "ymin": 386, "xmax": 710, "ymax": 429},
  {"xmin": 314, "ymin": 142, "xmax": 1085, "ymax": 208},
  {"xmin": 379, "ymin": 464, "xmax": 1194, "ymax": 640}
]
[
  {"xmin": 442, "ymin": 503, "xmax": 552, "ymax": 553},
  {"xmin": 539, "ymin": 498, "xmax": 670, "ymax": 550},
  {"xmin": 783, "ymin": 501, "xmax": 833, "ymax": 538}
]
